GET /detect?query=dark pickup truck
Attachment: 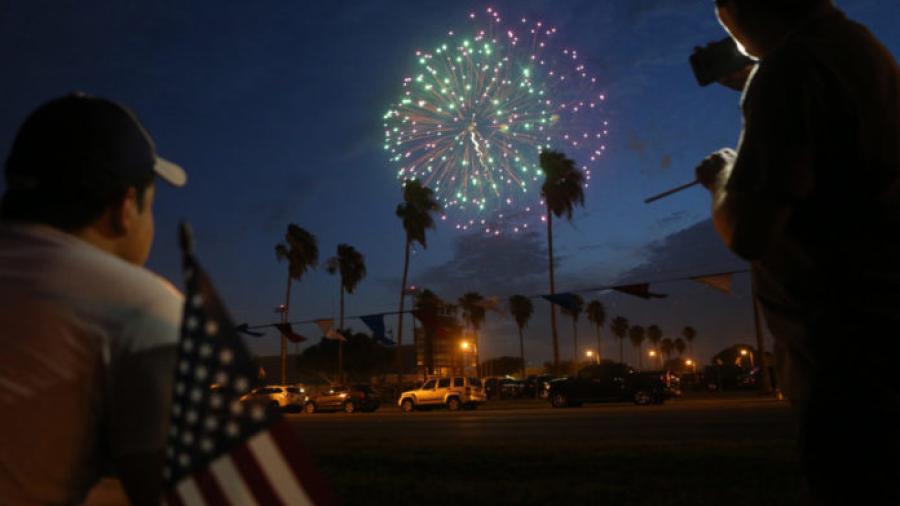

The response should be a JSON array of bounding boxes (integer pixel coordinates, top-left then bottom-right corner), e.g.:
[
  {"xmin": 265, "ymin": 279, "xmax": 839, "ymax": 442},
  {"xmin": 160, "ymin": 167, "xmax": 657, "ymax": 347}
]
[{"xmin": 547, "ymin": 363, "xmax": 679, "ymax": 407}]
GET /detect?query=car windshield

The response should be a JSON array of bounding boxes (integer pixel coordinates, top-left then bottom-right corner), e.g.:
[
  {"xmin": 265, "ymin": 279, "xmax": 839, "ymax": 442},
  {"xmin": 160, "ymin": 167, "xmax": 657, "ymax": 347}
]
[{"xmin": 468, "ymin": 378, "xmax": 482, "ymax": 388}]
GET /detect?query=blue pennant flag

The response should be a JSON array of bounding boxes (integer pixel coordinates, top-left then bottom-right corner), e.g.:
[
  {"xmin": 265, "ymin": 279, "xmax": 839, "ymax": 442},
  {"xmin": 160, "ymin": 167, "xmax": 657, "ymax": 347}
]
[
  {"xmin": 541, "ymin": 293, "xmax": 580, "ymax": 312},
  {"xmin": 360, "ymin": 314, "xmax": 395, "ymax": 346}
]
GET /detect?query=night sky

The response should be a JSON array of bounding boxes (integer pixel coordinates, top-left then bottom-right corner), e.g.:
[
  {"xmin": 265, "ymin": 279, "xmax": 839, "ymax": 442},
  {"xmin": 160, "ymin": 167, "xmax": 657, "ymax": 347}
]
[{"xmin": 2, "ymin": 0, "xmax": 898, "ymax": 367}]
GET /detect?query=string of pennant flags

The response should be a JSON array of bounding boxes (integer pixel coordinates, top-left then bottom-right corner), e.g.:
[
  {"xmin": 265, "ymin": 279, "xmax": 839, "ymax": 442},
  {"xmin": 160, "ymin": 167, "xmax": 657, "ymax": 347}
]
[{"xmin": 235, "ymin": 269, "xmax": 748, "ymax": 345}]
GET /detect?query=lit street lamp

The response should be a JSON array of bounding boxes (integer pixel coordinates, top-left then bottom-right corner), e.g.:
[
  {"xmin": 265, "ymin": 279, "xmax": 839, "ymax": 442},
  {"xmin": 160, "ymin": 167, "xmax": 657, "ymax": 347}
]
[
  {"xmin": 739, "ymin": 349, "xmax": 755, "ymax": 368},
  {"xmin": 585, "ymin": 350, "xmax": 599, "ymax": 364}
]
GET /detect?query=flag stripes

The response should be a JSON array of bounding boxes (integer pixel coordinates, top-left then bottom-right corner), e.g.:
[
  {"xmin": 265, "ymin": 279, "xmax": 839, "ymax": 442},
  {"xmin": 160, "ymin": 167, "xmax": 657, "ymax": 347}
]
[
  {"xmin": 248, "ymin": 430, "xmax": 316, "ymax": 506},
  {"xmin": 210, "ymin": 454, "xmax": 259, "ymax": 506}
]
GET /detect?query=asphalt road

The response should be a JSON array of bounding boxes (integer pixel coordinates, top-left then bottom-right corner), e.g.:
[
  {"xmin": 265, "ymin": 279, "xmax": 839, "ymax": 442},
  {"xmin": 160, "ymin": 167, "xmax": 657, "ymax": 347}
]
[{"xmin": 288, "ymin": 394, "xmax": 796, "ymax": 449}]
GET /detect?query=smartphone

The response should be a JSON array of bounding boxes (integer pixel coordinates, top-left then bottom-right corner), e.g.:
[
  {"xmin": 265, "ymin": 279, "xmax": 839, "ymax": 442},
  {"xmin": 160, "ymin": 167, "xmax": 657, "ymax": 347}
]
[{"xmin": 689, "ymin": 37, "xmax": 755, "ymax": 87}]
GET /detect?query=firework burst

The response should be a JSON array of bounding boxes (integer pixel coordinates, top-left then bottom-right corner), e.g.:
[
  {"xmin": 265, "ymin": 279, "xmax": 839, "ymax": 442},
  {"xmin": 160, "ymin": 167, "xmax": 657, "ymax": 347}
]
[{"xmin": 384, "ymin": 7, "xmax": 609, "ymax": 235}]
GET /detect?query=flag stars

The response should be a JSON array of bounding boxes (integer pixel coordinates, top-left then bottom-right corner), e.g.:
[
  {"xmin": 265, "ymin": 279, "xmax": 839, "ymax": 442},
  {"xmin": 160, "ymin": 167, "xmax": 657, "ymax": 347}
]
[
  {"xmin": 181, "ymin": 339, "xmax": 194, "ymax": 353},
  {"xmin": 226, "ymin": 422, "xmax": 240, "ymax": 438},
  {"xmin": 191, "ymin": 294, "xmax": 204, "ymax": 308},
  {"xmin": 190, "ymin": 388, "xmax": 203, "ymax": 403},
  {"xmin": 185, "ymin": 317, "xmax": 199, "ymax": 332},
  {"xmin": 215, "ymin": 371, "xmax": 228, "ymax": 385},
  {"xmin": 209, "ymin": 394, "xmax": 223, "ymax": 409},
  {"xmin": 185, "ymin": 410, "xmax": 198, "ymax": 425},
  {"xmin": 251, "ymin": 404, "xmax": 266, "ymax": 422},
  {"xmin": 204, "ymin": 320, "xmax": 219, "ymax": 336},
  {"xmin": 219, "ymin": 348, "xmax": 234, "ymax": 365},
  {"xmin": 201, "ymin": 438, "xmax": 215, "ymax": 453},
  {"xmin": 194, "ymin": 366, "xmax": 208, "ymax": 382},
  {"xmin": 205, "ymin": 416, "xmax": 219, "ymax": 431},
  {"xmin": 181, "ymin": 431, "xmax": 194, "ymax": 445},
  {"xmin": 200, "ymin": 344, "xmax": 213, "ymax": 359},
  {"xmin": 234, "ymin": 377, "xmax": 249, "ymax": 394},
  {"xmin": 172, "ymin": 404, "xmax": 182, "ymax": 418},
  {"xmin": 178, "ymin": 453, "xmax": 191, "ymax": 467},
  {"xmin": 230, "ymin": 400, "xmax": 244, "ymax": 416},
  {"xmin": 178, "ymin": 360, "xmax": 190, "ymax": 374}
]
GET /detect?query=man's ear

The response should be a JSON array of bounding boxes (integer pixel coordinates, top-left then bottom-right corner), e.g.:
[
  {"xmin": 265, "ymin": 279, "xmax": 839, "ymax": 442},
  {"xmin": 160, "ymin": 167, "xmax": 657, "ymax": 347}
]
[{"xmin": 110, "ymin": 187, "xmax": 139, "ymax": 236}]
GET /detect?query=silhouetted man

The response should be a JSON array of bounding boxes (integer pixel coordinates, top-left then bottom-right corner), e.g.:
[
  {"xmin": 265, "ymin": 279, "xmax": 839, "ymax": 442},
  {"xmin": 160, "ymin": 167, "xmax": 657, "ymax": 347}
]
[
  {"xmin": 0, "ymin": 94, "xmax": 187, "ymax": 505},
  {"xmin": 696, "ymin": 1, "xmax": 899, "ymax": 504}
]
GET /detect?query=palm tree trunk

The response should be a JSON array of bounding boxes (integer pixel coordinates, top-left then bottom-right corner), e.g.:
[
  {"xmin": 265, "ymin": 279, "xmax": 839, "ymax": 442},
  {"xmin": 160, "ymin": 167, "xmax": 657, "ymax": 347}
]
[
  {"xmin": 338, "ymin": 286, "xmax": 345, "ymax": 384},
  {"xmin": 281, "ymin": 273, "xmax": 292, "ymax": 385},
  {"xmin": 619, "ymin": 338, "xmax": 624, "ymax": 364},
  {"xmin": 474, "ymin": 329, "xmax": 480, "ymax": 378},
  {"xmin": 396, "ymin": 240, "xmax": 411, "ymax": 380},
  {"xmin": 572, "ymin": 317, "xmax": 578, "ymax": 364},
  {"xmin": 596, "ymin": 325, "xmax": 602, "ymax": 361},
  {"xmin": 547, "ymin": 209, "xmax": 560, "ymax": 372},
  {"xmin": 519, "ymin": 326, "xmax": 526, "ymax": 379},
  {"xmin": 637, "ymin": 345, "xmax": 643, "ymax": 369}
]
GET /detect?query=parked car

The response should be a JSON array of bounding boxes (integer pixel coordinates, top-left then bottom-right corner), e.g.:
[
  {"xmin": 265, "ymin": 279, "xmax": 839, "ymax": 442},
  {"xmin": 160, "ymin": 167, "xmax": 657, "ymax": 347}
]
[
  {"xmin": 546, "ymin": 363, "xmax": 678, "ymax": 407},
  {"xmin": 240, "ymin": 385, "xmax": 306, "ymax": 412},
  {"xmin": 304, "ymin": 384, "xmax": 380, "ymax": 414},
  {"xmin": 398, "ymin": 376, "xmax": 486, "ymax": 412},
  {"xmin": 524, "ymin": 374, "xmax": 555, "ymax": 398}
]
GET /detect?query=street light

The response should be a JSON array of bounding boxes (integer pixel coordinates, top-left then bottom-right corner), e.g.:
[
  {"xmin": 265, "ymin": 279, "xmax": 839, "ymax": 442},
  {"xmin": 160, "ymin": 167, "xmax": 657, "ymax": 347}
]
[
  {"xmin": 585, "ymin": 350, "xmax": 599, "ymax": 364},
  {"xmin": 460, "ymin": 341, "xmax": 471, "ymax": 350}
]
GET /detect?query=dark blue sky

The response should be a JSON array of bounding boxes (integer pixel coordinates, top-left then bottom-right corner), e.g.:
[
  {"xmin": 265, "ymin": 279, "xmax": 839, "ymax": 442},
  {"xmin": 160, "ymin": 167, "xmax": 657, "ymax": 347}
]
[{"xmin": 2, "ymin": 0, "xmax": 897, "ymax": 366}]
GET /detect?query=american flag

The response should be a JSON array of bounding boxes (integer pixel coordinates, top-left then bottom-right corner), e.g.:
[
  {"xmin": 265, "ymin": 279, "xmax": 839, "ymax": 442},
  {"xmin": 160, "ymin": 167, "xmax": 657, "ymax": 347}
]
[{"xmin": 163, "ymin": 251, "xmax": 335, "ymax": 505}]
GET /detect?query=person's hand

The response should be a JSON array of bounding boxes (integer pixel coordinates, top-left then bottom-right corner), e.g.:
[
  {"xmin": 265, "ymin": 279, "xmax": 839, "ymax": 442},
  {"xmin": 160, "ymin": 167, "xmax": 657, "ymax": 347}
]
[
  {"xmin": 695, "ymin": 148, "xmax": 736, "ymax": 190},
  {"xmin": 717, "ymin": 63, "xmax": 755, "ymax": 91}
]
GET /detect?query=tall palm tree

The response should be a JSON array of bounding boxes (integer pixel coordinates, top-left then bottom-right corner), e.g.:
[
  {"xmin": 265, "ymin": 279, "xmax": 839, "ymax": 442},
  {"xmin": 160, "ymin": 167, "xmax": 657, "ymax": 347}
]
[
  {"xmin": 540, "ymin": 150, "xmax": 585, "ymax": 372},
  {"xmin": 395, "ymin": 180, "xmax": 441, "ymax": 374},
  {"xmin": 560, "ymin": 294, "xmax": 585, "ymax": 364},
  {"xmin": 628, "ymin": 325, "xmax": 646, "ymax": 369},
  {"xmin": 646, "ymin": 325, "xmax": 663, "ymax": 369},
  {"xmin": 660, "ymin": 338, "xmax": 675, "ymax": 363},
  {"xmin": 275, "ymin": 224, "xmax": 318, "ymax": 384},
  {"xmin": 509, "ymin": 295, "xmax": 534, "ymax": 379},
  {"xmin": 458, "ymin": 292, "xmax": 487, "ymax": 375},
  {"xmin": 674, "ymin": 338, "xmax": 687, "ymax": 357},
  {"xmin": 682, "ymin": 326, "xmax": 697, "ymax": 357},
  {"xmin": 326, "ymin": 244, "xmax": 366, "ymax": 383},
  {"xmin": 585, "ymin": 300, "xmax": 607, "ymax": 361},
  {"xmin": 610, "ymin": 316, "xmax": 629, "ymax": 364}
]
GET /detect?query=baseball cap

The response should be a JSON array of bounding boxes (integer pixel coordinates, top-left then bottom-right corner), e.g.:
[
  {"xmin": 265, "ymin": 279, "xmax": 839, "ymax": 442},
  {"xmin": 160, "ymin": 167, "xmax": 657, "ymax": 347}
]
[{"xmin": 5, "ymin": 93, "xmax": 187, "ymax": 191}]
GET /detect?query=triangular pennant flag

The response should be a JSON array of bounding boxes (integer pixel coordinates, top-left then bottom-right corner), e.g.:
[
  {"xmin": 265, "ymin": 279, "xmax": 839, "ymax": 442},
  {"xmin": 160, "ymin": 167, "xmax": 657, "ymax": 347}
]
[
  {"xmin": 325, "ymin": 328, "xmax": 347, "ymax": 342},
  {"xmin": 275, "ymin": 323, "xmax": 307, "ymax": 343},
  {"xmin": 315, "ymin": 318, "xmax": 335, "ymax": 336},
  {"xmin": 235, "ymin": 323, "xmax": 265, "ymax": 337},
  {"xmin": 360, "ymin": 314, "xmax": 392, "ymax": 343},
  {"xmin": 612, "ymin": 283, "xmax": 668, "ymax": 299},
  {"xmin": 690, "ymin": 273, "xmax": 733, "ymax": 294},
  {"xmin": 541, "ymin": 293, "xmax": 580, "ymax": 312}
]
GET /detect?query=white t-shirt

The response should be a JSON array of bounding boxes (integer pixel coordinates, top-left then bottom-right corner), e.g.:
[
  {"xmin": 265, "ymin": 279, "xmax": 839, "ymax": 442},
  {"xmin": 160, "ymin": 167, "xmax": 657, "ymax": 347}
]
[{"xmin": 0, "ymin": 223, "xmax": 183, "ymax": 505}]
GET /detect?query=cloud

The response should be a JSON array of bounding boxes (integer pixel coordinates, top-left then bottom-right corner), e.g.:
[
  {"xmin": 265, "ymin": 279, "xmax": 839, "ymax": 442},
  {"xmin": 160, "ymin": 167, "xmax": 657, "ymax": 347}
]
[{"xmin": 414, "ymin": 231, "xmax": 550, "ymax": 298}]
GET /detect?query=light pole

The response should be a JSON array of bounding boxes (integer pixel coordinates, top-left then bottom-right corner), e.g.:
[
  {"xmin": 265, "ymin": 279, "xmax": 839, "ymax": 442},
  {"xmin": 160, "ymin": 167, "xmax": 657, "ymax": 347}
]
[
  {"xmin": 648, "ymin": 349, "xmax": 660, "ymax": 370},
  {"xmin": 460, "ymin": 340, "xmax": 471, "ymax": 376},
  {"xmin": 585, "ymin": 350, "xmax": 599, "ymax": 365}
]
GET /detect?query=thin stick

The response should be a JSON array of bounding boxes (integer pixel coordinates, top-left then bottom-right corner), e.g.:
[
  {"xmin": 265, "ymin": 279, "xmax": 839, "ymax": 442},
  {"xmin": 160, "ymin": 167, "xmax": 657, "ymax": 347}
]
[{"xmin": 644, "ymin": 180, "xmax": 701, "ymax": 204}]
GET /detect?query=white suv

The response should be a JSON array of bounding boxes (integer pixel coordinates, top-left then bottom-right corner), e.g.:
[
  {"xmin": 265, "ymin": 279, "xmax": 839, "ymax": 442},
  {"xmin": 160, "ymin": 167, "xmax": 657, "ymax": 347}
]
[{"xmin": 398, "ymin": 376, "xmax": 486, "ymax": 412}]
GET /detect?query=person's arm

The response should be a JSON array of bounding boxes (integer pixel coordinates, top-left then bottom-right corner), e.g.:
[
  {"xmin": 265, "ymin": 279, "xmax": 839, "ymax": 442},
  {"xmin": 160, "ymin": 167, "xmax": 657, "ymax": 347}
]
[
  {"xmin": 110, "ymin": 344, "xmax": 177, "ymax": 506},
  {"xmin": 697, "ymin": 51, "xmax": 817, "ymax": 260},
  {"xmin": 697, "ymin": 148, "xmax": 798, "ymax": 261}
]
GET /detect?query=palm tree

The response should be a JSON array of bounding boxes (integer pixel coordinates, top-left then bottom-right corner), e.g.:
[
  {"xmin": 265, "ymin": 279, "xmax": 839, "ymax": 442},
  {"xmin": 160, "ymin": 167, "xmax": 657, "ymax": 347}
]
[
  {"xmin": 628, "ymin": 325, "xmax": 646, "ymax": 369},
  {"xmin": 509, "ymin": 295, "xmax": 534, "ymax": 379},
  {"xmin": 682, "ymin": 326, "xmax": 697, "ymax": 357},
  {"xmin": 414, "ymin": 289, "xmax": 444, "ymax": 376},
  {"xmin": 646, "ymin": 325, "xmax": 663, "ymax": 369},
  {"xmin": 660, "ymin": 338, "xmax": 675, "ymax": 363},
  {"xmin": 585, "ymin": 300, "xmax": 607, "ymax": 361},
  {"xmin": 540, "ymin": 150, "xmax": 585, "ymax": 371},
  {"xmin": 326, "ymin": 244, "xmax": 366, "ymax": 383},
  {"xmin": 275, "ymin": 224, "xmax": 318, "ymax": 384},
  {"xmin": 560, "ymin": 294, "xmax": 585, "ymax": 364},
  {"xmin": 458, "ymin": 292, "xmax": 487, "ymax": 375},
  {"xmin": 674, "ymin": 338, "xmax": 687, "ymax": 357},
  {"xmin": 610, "ymin": 316, "xmax": 629, "ymax": 364},
  {"xmin": 395, "ymin": 180, "xmax": 441, "ymax": 374}
]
